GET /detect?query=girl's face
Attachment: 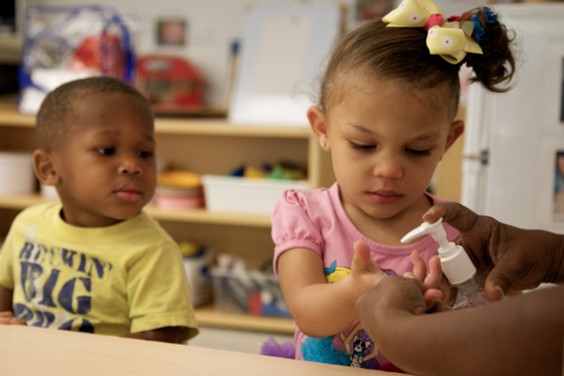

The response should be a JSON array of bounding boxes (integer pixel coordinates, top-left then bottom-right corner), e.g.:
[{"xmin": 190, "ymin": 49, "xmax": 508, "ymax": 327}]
[
  {"xmin": 309, "ymin": 76, "xmax": 463, "ymax": 233},
  {"xmin": 47, "ymin": 92, "xmax": 157, "ymax": 227}
]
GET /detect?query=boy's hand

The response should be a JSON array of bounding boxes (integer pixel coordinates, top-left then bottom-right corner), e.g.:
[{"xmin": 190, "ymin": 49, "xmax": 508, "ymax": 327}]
[{"xmin": 0, "ymin": 311, "xmax": 27, "ymax": 326}]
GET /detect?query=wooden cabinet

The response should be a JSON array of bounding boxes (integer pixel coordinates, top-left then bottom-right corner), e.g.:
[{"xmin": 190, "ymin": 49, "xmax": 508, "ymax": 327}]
[{"xmin": 0, "ymin": 102, "xmax": 335, "ymax": 334}]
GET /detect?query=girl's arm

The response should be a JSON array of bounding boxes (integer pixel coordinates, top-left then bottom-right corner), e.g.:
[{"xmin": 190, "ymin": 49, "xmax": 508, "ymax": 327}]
[{"xmin": 278, "ymin": 241, "xmax": 386, "ymax": 337}]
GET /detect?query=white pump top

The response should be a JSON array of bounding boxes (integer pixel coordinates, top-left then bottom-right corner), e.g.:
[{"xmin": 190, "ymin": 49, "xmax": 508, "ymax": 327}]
[{"xmin": 401, "ymin": 218, "xmax": 476, "ymax": 285}]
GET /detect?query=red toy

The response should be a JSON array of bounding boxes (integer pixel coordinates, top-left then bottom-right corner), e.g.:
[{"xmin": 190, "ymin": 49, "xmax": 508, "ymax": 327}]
[
  {"xmin": 69, "ymin": 33, "xmax": 126, "ymax": 78},
  {"xmin": 135, "ymin": 54, "xmax": 204, "ymax": 109}
]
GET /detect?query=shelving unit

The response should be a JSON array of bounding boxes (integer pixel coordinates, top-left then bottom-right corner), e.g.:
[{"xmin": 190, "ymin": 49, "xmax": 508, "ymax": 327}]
[{"xmin": 0, "ymin": 102, "xmax": 334, "ymax": 335}]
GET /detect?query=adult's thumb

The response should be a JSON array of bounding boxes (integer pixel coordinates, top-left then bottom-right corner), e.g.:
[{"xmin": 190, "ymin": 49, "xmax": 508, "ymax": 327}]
[{"xmin": 484, "ymin": 265, "xmax": 519, "ymax": 301}]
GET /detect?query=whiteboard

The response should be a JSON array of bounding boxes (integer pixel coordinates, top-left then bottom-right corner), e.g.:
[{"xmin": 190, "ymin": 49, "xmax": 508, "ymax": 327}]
[{"xmin": 228, "ymin": 3, "xmax": 341, "ymax": 126}]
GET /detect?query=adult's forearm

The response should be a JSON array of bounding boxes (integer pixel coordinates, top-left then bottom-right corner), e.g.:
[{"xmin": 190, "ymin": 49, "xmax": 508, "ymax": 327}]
[
  {"xmin": 369, "ymin": 285, "xmax": 564, "ymax": 376},
  {"xmin": 546, "ymin": 231, "xmax": 564, "ymax": 283}
]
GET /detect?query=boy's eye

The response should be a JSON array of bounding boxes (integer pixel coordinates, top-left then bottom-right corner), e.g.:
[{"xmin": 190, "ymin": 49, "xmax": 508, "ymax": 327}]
[
  {"xmin": 97, "ymin": 147, "xmax": 116, "ymax": 156},
  {"xmin": 138, "ymin": 150, "xmax": 154, "ymax": 159}
]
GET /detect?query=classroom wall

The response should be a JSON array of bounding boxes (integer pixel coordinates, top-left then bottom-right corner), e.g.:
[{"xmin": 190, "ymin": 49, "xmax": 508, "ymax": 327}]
[
  {"xmin": 22, "ymin": 0, "xmax": 482, "ymax": 107},
  {"xmin": 22, "ymin": 0, "xmax": 351, "ymax": 107}
]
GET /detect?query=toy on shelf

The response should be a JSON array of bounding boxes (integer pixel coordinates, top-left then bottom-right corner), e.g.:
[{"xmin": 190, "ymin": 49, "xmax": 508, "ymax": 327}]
[
  {"xmin": 179, "ymin": 241, "xmax": 214, "ymax": 307},
  {"xmin": 202, "ymin": 161, "xmax": 308, "ymax": 215},
  {"xmin": 18, "ymin": 5, "xmax": 134, "ymax": 114},
  {"xmin": 210, "ymin": 254, "xmax": 290, "ymax": 318},
  {"xmin": 155, "ymin": 170, "xmax": 203, "ymax": 210},
  {"xmin": 135, "ymin": 54, "xmax": 205, "ymax": 113},
  {"xmin": 227, "ymin": 161, "xmax": 306, "ymax": 181}
]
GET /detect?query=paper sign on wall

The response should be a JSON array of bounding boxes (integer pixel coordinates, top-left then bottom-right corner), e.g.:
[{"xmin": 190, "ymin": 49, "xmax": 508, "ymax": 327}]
[{"xmin": 228, "ymin": 3, "xmax": 341, "ymax": 126}]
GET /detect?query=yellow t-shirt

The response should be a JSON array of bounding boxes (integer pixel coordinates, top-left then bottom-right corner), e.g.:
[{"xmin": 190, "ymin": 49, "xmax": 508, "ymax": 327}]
[{"xmin": 0, "ymin": 202, "xmax": 198, "ymax": 339}]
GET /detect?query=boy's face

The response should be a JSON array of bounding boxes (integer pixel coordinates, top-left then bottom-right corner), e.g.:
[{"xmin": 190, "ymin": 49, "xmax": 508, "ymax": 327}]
[
  {"xmin": 49, "ymin": 92, "xmax": 156, "ymax": 227},
  {"xmin": 310, "ymin": 76, "xmax": 463, "ymax": 236}
]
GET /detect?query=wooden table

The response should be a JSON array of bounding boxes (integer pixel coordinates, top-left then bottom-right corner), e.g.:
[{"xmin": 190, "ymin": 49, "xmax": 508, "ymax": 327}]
[{"xmin": 0, "ymin": 326, "xmax": 404, "ymax": 375}]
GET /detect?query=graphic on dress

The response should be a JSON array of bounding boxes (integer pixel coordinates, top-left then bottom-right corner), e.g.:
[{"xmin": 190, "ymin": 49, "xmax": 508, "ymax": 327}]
[{"xmin": 302, "ymin": 260, "xmax": 381, "ymax": 369}]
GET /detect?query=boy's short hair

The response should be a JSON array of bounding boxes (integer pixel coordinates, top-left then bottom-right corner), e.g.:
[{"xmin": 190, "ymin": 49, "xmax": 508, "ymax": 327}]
[{"xmin": 35, "ymin": 76, "xmax": 151, "ymax": 151}]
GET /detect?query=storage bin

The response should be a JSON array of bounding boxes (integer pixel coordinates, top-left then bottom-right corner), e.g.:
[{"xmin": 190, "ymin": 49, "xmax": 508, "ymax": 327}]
[
  {"xmin": 210, "ymin": 267, "xmax": 290, "ymax": 318},
  {"xmin": 183, "ymin": 250, "xmax": 214, "ymax": 307},
  {"xmin": 0, "ymin": 152, "xmax": 35, "ymax": 195},
  {"xmin": 202, "ymin": 175, "xmax": 308, "ymax": 215}
]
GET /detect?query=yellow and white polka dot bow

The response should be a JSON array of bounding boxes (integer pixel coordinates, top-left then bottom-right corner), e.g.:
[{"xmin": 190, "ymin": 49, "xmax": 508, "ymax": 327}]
[{"xmin": 382, "ymin": 0, "xmax": 483, "ymax": 65}]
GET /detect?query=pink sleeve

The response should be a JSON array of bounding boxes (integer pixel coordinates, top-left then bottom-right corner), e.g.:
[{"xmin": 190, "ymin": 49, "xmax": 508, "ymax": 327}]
[{"xmin": 270, "ymin": 190, "xmax": 324, "ymax": 273}]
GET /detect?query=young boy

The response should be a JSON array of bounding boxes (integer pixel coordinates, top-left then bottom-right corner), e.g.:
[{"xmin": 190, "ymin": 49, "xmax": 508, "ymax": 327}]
[{"xmin": 0, "ymin": 76, "xmax": 198, "ymax": 343}]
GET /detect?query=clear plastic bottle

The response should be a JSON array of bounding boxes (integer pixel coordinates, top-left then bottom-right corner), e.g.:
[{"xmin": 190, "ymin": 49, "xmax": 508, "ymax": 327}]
[
  {"xmin": 449, "ymin": 277, "xmax": 488, "ymax": 310},
  {"xmin": 401, "ymin": 218, "xmax": 488, "ymax": 310}
]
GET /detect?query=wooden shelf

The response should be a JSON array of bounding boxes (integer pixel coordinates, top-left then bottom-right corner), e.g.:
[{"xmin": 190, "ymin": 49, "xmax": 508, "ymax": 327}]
[
  {"xmin": 0, "ymin": 194, "xmax": 271, "ymax": 228},
  {"xmin": 0, "ymin": 106, "xmax": 311, "ymax": 139},
  {"xmin": 194, "ymin": 305, "xmax": 294, "ymax": 334}
]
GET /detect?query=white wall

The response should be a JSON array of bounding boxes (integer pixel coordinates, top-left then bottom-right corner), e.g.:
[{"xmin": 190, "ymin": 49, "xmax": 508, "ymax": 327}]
[
  {"xmin": 22, "ymin": 0, "xmax": 482, "ymax": 107},
  {"xmin": 22, "ymin": 0, "xmax": 352, "ymax": 107}
]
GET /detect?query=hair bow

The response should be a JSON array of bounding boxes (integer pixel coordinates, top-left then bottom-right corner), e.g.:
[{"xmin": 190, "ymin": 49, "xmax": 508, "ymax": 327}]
[{"xmin": 382, "ymin": 0, "xmax": 483, "ymax": 65}]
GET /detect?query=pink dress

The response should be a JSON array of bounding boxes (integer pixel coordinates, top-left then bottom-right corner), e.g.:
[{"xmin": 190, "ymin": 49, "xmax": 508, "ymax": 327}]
[{"xmin": 271, "ymin": 183, "xmax": 459, "ymax": 370}]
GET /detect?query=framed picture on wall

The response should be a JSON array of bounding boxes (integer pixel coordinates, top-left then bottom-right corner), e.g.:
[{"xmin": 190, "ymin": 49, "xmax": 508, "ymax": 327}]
[
  {"xmin": 539, "ymin": 139, "xmax": 564, "ymax": 224},
  {"xmin": 553, "ymin": 149, "xmax": 564, "ymax": 221},
  {"xmin": 156, "ymin": 18, "xmax": 187, "ymax": 47},
  {"xmin": 544, "ymin": 39, "xmax": 564, "ymax": 130}
]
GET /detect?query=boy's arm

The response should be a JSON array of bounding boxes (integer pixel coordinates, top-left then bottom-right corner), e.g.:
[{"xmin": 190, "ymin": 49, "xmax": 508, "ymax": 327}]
[
  {"xmin": 124, "ymin": 326, "xmax": 191, "ymax": 344},
  {"xmin": 0, "ymin": 285, "xmax": 26, "ymax": 325},
  {"xmin": 0, "ymin": 285, "xmax": 13, "ymax": 311}
]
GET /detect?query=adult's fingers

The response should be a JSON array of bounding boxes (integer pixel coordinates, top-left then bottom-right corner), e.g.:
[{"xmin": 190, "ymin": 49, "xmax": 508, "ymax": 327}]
[{"xmin": 423, "ymin": 202, "xmax": 480, "ymax": 233}]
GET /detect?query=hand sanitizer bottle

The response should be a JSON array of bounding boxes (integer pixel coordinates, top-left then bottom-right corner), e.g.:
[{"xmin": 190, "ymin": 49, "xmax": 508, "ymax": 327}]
[{"xmin": 401, "ymin": 218, "xmax": 488, "ymax": 309}]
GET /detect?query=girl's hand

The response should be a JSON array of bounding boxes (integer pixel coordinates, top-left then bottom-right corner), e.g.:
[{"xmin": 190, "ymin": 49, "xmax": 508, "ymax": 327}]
[
  {"xmin": 0, "ymin": 311, "xmax": 27, "ymax": 326},
  {"xmin": 408, "ymin": 251, "xmax": 448, "ymax": 311},
  {"xmin": 350, "ymin": 241, "xmax": 387, "ymax": 294}
]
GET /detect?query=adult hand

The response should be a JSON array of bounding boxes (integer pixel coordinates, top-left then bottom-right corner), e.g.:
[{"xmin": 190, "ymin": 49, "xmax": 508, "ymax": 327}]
[
  {"xmin": 356, "ymin": 275, "xmax": 427, "ymax": 335},
  {"xmin": 423, "ymin": 202, "xmax": 564, "ymax": 300}
]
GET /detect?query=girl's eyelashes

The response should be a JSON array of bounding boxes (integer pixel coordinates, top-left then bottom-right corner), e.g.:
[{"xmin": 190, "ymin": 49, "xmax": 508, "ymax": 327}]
[
  {"xmin": 349, "ymin": 141, "xmax": 433, "ymax": 157},
  {"xmin": 349, "ymin": 141, "xmax": 375, "ymax": 152},
  {"xmin": 349, "ymin": 140, "xmax": 433, "ymax": 157},
  {"xmin": 405, "ymin": 148, "xmax": 432, "ymax": 157}
]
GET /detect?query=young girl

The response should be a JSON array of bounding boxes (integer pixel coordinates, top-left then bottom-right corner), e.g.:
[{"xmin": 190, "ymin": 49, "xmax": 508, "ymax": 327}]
[{"xmin": 271, "ymin": 0, "xmax": 515, "ymax": 370}]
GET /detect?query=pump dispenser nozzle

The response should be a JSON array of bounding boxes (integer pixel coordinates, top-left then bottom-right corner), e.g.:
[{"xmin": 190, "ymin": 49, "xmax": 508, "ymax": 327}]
[
  {"xmin": 401, "ymin": 218, "xmax": 476, "ymax": 286},
  {"xmin": 401, "ymin": 218, "xmax": 488, "ymax": 309}
]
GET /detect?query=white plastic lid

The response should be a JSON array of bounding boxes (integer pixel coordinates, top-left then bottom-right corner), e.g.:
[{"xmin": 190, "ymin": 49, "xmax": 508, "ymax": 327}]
[{"xmin": 401, "ymin": 218, "xmax": 476, "ymax": 285}]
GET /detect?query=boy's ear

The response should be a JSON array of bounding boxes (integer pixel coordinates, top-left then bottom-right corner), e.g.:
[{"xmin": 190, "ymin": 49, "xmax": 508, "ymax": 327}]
[
  {"xmin": 307, "ymin": 106, "xmax": 330, "ymax": 150},
  {"xmin": 32, "ymin": 149, "xmax": 58, "ymax": 185}
]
